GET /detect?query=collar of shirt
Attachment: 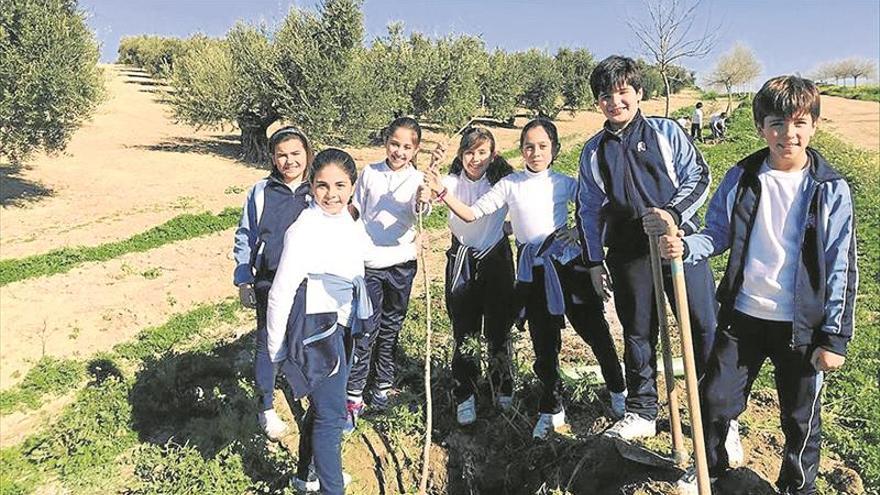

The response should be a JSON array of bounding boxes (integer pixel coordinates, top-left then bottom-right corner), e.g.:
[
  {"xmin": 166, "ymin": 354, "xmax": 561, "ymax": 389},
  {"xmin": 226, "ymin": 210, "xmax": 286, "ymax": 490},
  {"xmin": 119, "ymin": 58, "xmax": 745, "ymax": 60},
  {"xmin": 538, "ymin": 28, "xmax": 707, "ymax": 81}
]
[
  {"xmin": 602, "ymin": 109, "xmax": 643, "ymax": 140},
  {"xmin": 523, "ymin": 166, "xmax": 551, "ymax": 180}
]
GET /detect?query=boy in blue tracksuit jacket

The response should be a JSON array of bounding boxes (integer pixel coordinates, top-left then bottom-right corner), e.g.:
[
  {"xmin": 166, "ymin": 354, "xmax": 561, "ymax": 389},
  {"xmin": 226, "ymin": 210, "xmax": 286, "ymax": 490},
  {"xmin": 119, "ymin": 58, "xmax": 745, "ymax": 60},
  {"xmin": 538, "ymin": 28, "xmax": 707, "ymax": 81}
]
[
  {"xmin": 665, "ymin": 76, "xmax": 858, "ymax": 495},
  {"xmin": 576, "ymin": 55, "xmax": 718, "ymax": 441},
  {"xmin": 232, "ymin": 127, "xmax": 314, "ymax": 440}
]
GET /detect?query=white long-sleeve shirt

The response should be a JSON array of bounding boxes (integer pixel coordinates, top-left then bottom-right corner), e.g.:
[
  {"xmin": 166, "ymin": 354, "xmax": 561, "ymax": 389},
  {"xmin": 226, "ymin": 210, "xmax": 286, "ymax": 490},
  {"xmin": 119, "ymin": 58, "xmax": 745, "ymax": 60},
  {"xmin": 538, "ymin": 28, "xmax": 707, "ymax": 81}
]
[
  {"xmin": 441, "ymin": 173, "xmax": 506, "ymax": 252},
  {"xmin": 469, "ymin": 168, "xmax": 575, "ymax": 246},
  {"xmin": 735, "ymin": 161, "xmax": 810, "ymax": 321},
  {"xmin": 352, "ymin": 161, "xmax": 429, "ymax": 269},
  {"xmin": 266, "ymin": 203, "xmax": 369, "ymax": 362}
]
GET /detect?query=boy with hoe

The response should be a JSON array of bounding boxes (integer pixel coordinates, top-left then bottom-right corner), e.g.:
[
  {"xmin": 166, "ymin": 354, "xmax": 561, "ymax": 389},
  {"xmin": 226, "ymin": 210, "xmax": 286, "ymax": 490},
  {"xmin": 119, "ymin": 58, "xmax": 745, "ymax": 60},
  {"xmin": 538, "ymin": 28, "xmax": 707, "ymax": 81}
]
[
  {"xmin": 662, "ymin": 75, "xmax": 857, "ymax": 494},
  {"xmin": 576, "ymin": 55, "xmax": 721, "ymax": 443}
]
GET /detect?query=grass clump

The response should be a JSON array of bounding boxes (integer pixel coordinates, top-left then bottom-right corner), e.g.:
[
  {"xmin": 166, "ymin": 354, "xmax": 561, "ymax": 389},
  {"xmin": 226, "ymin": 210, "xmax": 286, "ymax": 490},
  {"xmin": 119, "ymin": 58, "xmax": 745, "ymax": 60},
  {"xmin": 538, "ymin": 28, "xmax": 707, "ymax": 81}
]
[
  {"xmin": 0, "ymin": 207, "xmax": 240, "ymax": 286},
  {"xmin": 0, "ymin": 357, "xmax": 85, "ymax": 414}
]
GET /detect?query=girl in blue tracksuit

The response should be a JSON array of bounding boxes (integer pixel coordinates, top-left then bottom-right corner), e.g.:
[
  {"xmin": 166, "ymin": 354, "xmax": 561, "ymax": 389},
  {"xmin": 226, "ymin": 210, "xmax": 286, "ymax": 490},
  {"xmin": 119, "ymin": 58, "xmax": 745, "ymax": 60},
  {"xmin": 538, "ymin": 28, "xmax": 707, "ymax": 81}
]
[
  {"xmin": 266, "ymin": 148, "xmax": 372, "ymax": 494},
  {"xmin": 232, "ymin": 127, "xmax": 314, "ymax": 440}
]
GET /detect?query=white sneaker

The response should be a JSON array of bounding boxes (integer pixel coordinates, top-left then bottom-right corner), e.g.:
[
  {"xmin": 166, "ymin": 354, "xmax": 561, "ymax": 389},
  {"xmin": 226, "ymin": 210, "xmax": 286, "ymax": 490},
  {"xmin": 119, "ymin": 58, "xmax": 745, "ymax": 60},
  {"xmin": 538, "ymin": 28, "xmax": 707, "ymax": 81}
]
[
  {"xmin": 291, "ymin": 475, "xmax": 320, "ymax": 493},
  {"xmin": 457, "ymin": 395, "xmax": 477, "ymax": 426},
  {"xmin": 725, "ymin": 419, "xmax": 744, "ymax": 467},
  {"xmin": 610, "ymin": 389, "xmax": 627, "ymax": 419},
  {"xmin": 497, "ymin": 394, "xmax": 514, "ymax": 411},
  {"xmin": 291, "ymin": 472, "xmax": 352, "ymax": 493},
  {"xmin": 532, "ymin": 409, "xmax": 567, "ymax": 439},
  {"xmin": 605, "ymin": 412, "xmax": 656, "ymax": 440},
  {"xmin": 675, "ymin": 466, "xmax": 717, "ymax": 495},
  {"xmin": 258, "ymin": 409, "xmax": 289, "ymax": 441}
]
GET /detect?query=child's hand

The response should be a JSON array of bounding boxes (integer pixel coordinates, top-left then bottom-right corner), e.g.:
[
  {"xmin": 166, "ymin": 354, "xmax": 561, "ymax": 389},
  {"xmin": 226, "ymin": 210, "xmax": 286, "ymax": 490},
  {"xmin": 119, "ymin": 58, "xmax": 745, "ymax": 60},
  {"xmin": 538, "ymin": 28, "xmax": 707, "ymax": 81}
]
[
  {"xmin": 588, "ymin": 264, "xmax": 613, "ymax": 302},
  {"xmin": 424, "ymin": 167, "xmax": 444, "ymax": 194},
  {"xmin": 417, "ymin": 184, "xmax": 433, "ymax": 205},
  {"xmin": 811, "ymin": 347, "xmax": 845, "ymax": 372},
  {"xmin": 642, "ymin": 207, "xmax": 676, "ymax": 236},
  {"xmin": 555, "ymin": 227, "xmax": 579, "ymax": 248},
  {"xmin": 658, "ymin": 230, "xmax": 685, "ymax": 260},
  {"xmin": 428, "ymin": 144, "xmax": 446, "ymax": 169},
  {"xmin": 238, "ymin": 283, "xmax": 256, "ymax": 309}
]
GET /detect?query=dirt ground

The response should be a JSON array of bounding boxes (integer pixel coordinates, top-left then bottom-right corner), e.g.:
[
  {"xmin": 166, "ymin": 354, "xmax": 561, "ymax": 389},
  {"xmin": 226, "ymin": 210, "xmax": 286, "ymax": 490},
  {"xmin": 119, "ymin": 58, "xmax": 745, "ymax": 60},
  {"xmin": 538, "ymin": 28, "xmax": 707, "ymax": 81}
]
[{"xmin": 818, "ymin": 95, "xmax": 880, "ymax": 152}]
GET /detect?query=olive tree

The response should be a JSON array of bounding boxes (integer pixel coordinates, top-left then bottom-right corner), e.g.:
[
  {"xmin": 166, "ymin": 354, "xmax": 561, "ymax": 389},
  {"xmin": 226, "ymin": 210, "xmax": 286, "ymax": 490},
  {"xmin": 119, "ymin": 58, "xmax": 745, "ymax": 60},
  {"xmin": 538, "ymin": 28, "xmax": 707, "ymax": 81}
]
[
  {"xmin": 555, "ymin": 47, "xmax": 595, "ymax": 112},
  {"xmin": 0, "ymin": 0, "xmax": 104, "ymax": 164},
  {"xmin": 704, "ymin": 43, "xmax": 762, "ymax": 112}
]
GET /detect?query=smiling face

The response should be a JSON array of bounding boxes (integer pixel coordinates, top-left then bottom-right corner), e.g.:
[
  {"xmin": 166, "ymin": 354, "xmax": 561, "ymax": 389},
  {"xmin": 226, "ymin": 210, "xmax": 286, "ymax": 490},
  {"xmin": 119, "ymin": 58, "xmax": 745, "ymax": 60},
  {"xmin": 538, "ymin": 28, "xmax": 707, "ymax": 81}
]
[
  {"xmin": 460, "ymin": 139, "xmax": 494, "ymax": 181},
  {"xmin": 597, "ymin": 83, "xmax": 643, "ymax": 129},
  {"xmin": 521, "ymin": 126, "xmax": 554, "ymax": 172},
  {"xmin": 272, "ymin": 137, "xmax": 308, "ymax": 184},
  {"xmin": 311, "ymin": 163, "xmax": 354, "ymax": 215},
  {"xmin": 384, "ymin": 128, "xmax": 419, "ymax": 171},
  {"xmin": 758, "ymin": 112, "xmax": 817, "ymax": 171}
]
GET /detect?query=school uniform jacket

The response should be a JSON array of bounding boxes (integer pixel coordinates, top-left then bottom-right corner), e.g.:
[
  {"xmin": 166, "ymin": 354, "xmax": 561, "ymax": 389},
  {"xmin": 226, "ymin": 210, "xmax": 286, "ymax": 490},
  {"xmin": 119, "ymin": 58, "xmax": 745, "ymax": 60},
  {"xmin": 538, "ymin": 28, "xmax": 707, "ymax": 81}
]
[
  {"xmin": 683, "ymin": 148, "xmax": 858, "ymax": 356},
  {"xmin": 265, "ymin": 204, "xmax": 373, "ymax": 398},
  {"xmin": 577, "ymin": 111, "xmax": 711, "ymax": 263},
  {"xmin": 232, "ymin": 174, "xmax": 310, "ymax": 285}
]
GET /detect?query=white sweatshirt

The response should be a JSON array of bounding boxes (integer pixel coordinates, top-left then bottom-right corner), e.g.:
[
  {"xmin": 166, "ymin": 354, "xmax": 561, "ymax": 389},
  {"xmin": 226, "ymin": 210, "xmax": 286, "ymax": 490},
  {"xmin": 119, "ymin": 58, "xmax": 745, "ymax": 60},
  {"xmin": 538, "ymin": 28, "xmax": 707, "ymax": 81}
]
[
  {"xmin": 266, "ymin": 203, "xmax": 369, "ymax": 362},
  {"xmin": 469, "ymin": 167, "xmax": 575, "ymax": 246},
  {"xmin": 441, "ymin": 173, "xmax": 506, "ymax": 252},
  {"xmin": 735, "ymin": 161, "xmax": 810, "ymax": 321},
  {"xmin": 352, "ymin": 161, "xmax": 429, "ymax": 269}
]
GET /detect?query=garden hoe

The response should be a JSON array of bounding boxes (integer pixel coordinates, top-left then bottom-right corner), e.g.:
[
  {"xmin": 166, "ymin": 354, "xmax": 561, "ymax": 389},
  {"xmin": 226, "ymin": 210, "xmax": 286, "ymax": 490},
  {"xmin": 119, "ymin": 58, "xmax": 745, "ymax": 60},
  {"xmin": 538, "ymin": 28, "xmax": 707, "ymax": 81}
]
[{"xmin": 612, "ymin": 235, "xmax": 688, "ymax": 471}]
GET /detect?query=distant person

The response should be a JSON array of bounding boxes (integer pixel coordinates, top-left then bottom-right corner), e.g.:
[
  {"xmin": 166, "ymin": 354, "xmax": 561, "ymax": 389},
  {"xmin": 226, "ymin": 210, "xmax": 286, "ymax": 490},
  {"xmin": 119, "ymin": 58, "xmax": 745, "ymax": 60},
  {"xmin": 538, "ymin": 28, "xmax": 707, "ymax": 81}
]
[
  {"xmin": 266, "ymin": 149, "xmax": 372, "ymax": 493},
  {"xmin": 666, "ymin": 76, "xmax": 858, "ymax": 494},
  {"xmin": 677, "ymin": 115, "xmax": 691, "ymax": 133},
  {"xmin": 422, "ymin": 127, "xmax": 517, "ymax": 426},
  {"xmin": 426, "ymin": 118, "xmax": 626, "ymax": 439},
  {"xmin": 343, "ymin": 117, "xmax": 433, "ymax": 434},
  {"xmin": 578, "ymin": 55, "xmax": 717, "ymax": 441},
  {"xmin": 232, "ymin": 127, "xmax": 313, "ymax": 441},
  {"xmin": 691, "ymin": 102, "xmax": 704, "ymax": 142},
  {"xmin": 710, "ymin": 111, "xmax": 728, "ymax": 140}
]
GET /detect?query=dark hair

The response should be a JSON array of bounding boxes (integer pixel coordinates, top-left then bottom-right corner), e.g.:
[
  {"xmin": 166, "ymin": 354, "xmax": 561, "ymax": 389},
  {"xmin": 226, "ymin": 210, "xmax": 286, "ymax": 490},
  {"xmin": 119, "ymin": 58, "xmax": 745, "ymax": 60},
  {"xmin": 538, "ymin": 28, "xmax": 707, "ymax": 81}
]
[
  {"xmin": 695, "ymin": 102, "xmax": 703, "ymax": 109},
  {"xmin": 752, "ymin": 75, "xmax": 821, "ymax": 128},
  {"xmin": 589, "ymin": 55, "xmax": 643, "ymax": 100},
  {"xmin": 448, "ymin": 127, "xmax": 513, "ymax": 185},
  {"xmin": 268, "ymin": 126, "xmax": 315, "ymax": 169},
  {"xmin": 384, "ymin": 116, "xmax": 422, "ymax": 146},
  {"xmin": 520, "ymin": 118, "xmax": 560, "ymax": 160},
  {"xmin": 308, "ymin": 148, "xmax": 357, "ymax": 185}
]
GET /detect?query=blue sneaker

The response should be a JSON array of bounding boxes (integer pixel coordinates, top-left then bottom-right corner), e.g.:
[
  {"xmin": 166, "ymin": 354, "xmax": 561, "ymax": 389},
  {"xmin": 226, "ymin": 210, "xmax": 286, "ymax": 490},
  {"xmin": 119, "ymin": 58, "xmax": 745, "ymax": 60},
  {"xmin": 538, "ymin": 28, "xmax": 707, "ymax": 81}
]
[{"xmin": 343, "ymin": 400, "xmax": 364, "ymax": 435}]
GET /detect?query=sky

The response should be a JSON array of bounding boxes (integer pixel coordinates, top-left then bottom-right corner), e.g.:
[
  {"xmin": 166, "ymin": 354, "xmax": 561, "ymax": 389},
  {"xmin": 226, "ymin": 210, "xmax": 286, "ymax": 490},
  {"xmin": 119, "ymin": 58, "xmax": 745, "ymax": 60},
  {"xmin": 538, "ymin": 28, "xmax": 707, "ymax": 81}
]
[{"xmin": 81, "ymin": 0, "xmax": 880, "ymax": 88}]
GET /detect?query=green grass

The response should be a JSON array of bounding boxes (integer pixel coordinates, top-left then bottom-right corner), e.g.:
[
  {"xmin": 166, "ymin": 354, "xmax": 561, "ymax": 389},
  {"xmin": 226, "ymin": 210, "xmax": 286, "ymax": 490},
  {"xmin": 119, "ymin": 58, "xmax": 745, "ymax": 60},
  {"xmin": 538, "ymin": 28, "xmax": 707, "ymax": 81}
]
[
  {"xmin": 0, "ymin": 301, "xmax": 241, "ymax": 417},
  {"xmin": 0, "ymin": 207, "xmax": 240, "ymax": 286},
  {"xmin": 820, "ymin": 84, "xmax": 880, "ymax": 102},
  {"xmin": 0, "ymin": 357, "xmax": 85, "ymax": 414}
]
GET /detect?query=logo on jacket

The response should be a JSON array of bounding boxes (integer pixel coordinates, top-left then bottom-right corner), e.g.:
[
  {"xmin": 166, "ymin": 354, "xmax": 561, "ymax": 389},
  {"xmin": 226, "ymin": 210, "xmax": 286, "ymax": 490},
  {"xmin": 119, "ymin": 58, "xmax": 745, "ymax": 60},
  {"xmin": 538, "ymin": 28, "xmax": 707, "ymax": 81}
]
[{"xmin": 637, "ymin": 141, "xmax": 646, "ymax": 152}]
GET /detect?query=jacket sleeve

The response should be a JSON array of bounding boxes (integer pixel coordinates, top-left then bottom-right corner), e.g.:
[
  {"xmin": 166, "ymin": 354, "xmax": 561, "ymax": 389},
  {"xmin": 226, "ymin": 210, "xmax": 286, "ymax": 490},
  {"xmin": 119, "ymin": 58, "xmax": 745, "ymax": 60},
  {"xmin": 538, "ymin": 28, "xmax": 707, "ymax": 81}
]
[
  {"xmin": 661, "ymin": 121, "xmax": 711, "ymax": 234},
  {"xmin": 266, "ymin": 221, "xmax": 309, "ymax": 362},
  {"xmin": 232, "ymin": 185, "xmax": 258, "ymax": 286},
  {"xmin": 682, "ymin": 166, "xmax": 740, "ymax": 264},
  {"xmin": 815, "ymin": 180, "xmax": 858, "ymax": 356},
  {"xmin": 575, "ymin": 143, "xmax": 606, "ymax": 265}
]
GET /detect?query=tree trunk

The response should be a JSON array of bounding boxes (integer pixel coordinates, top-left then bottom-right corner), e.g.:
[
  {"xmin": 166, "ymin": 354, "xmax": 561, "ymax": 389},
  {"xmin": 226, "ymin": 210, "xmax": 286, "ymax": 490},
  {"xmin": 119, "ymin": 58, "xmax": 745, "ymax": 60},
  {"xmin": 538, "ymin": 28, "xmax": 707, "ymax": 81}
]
[
  {"xmin": 237, "ymin": 114, "xmax": 276, "ymax": 165},
  {"xmin": 853, "ymin": 76, "xmax": 859, "ymax": 87},
  {"xmin": 725, "ymin": 83, "xmax": 732, "ymax": 113},
  {"xmin": 662, "ymin": 71, "xmax": 672, "ymax": 117}
]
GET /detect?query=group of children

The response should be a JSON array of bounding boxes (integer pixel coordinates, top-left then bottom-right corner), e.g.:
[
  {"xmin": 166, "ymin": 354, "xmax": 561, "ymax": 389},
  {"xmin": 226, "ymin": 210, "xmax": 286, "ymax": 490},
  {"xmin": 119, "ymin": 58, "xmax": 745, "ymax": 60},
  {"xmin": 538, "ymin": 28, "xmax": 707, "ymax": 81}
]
[{"xmin": 232, "ymin": 54, "xmax": 857, "ymax": 495}]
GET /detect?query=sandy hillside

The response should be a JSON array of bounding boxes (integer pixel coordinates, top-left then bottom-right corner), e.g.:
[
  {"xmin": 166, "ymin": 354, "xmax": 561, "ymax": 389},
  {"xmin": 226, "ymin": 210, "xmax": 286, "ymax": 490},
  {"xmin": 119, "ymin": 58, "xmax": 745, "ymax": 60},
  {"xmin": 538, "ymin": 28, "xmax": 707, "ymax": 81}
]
[{"xmin": 819, "ymin": 94, "xmax": 880, "ymax": 152}]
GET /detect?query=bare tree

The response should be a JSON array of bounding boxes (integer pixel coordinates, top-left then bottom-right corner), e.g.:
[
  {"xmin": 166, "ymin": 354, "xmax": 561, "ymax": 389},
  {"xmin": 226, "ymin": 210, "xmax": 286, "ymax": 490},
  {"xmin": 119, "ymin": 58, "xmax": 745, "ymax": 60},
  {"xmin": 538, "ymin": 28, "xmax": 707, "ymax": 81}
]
[
  {"xmin": 704, "ymin": 43, "xmax": 761, "ymax": 112},
  {"xmin": 628, "ymin": 0, "xmax": 720, "ymax": 116},
  {"xmin": 844, "ymin": 57, "xmax": 877, "ymax": 87}
]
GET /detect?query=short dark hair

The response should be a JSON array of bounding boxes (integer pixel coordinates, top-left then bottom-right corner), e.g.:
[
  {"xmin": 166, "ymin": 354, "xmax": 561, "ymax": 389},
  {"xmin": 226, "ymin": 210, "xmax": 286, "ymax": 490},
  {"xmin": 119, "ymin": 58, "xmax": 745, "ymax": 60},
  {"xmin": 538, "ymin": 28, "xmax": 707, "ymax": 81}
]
[
  {"xmin": 309, "ymin": 148, "xmax": 357, "ymax": 185},
  {"xmin": 449, "ymin": 127, "xmax": 513, "ymax": 185},
  {"xmin": 269, "ymin": 126, "xmax": 314, "ymax": 168},
  {"xmin": 520, "ymin": 118, "xmax": 560, "ymax": 160},
  {"xmin": 752, "ymin": 75, "xmax": 821, "ymax": 128},
  {"xmin": 589, "ymin": 55, "xmax": 643, "ymax": 100},
  {"xmin": 384, "ymin": 116, "xmax": 422, "ymax": 145}
]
